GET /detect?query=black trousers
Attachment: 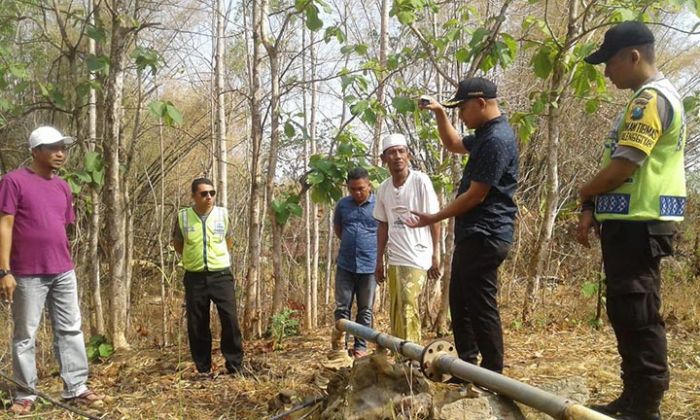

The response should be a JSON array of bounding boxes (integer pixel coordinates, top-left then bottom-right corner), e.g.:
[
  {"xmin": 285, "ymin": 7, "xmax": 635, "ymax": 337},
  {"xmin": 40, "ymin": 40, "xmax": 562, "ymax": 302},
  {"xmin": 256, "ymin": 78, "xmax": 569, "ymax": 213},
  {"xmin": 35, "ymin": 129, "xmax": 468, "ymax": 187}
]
[
  {"xmin": 183, "ymin": 269, "xmax": 244, "ymax": 373},
  {"xmin": 450, "ymin": 235, "xmax": 511, "ymax": 373},
  {"xmin": 601, "ymin": 220, "xmax": 674, "ymax": 401}
]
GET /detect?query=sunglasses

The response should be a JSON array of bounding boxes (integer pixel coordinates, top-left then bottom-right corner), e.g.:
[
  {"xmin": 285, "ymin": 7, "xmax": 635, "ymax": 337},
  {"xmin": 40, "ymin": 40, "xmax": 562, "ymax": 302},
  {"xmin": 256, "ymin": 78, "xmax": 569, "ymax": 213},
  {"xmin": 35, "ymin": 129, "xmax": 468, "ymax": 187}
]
[
  {"xmin": 39, "ymin": 143, "xmax": 71, "ymax": 153},
  {"xmin": 199, "ymin": 190, "xmax": 216, "ymax": 198}
]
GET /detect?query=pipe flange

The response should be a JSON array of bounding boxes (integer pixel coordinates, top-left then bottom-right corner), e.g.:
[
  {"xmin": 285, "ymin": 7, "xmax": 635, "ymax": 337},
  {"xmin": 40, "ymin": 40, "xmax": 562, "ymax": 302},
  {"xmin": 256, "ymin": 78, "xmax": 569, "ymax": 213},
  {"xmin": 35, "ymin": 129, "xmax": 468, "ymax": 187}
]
[{"xmin": 420, "ymin": 339, "xmax": 457, "ymax": 382}]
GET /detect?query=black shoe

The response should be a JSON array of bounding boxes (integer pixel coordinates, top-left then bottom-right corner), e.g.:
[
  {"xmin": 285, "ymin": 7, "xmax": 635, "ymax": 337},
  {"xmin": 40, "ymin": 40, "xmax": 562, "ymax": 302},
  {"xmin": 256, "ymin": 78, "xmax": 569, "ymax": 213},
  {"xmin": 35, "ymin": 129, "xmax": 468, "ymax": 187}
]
[
  {"xmin": 589, "ymin": 394, "xmax": 631, "ymax": 416},
  {"xmin": 616, "ymin": 410, "xmax": 662, "ymax": 420}
]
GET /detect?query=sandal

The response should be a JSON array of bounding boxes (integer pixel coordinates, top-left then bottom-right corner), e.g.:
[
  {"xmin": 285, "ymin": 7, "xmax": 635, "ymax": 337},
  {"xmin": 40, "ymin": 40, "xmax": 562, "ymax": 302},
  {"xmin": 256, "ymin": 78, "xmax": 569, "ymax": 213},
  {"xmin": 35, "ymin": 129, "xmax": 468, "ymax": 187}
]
[
  {"xmin": 65, "ymin": 390, "xmax": 105, "ymax": 408},
  {"xmin": 10, "ymin": 399, "xmax": 33, "ymax": 415}
]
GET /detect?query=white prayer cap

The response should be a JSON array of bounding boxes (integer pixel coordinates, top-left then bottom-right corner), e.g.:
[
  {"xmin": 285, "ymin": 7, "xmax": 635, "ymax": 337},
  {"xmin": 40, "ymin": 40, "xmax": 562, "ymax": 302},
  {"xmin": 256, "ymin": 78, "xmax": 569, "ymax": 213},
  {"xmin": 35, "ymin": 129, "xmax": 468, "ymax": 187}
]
[{"xmin": 381, "ymin": 133, "xmax": 407, "ymax": 153}]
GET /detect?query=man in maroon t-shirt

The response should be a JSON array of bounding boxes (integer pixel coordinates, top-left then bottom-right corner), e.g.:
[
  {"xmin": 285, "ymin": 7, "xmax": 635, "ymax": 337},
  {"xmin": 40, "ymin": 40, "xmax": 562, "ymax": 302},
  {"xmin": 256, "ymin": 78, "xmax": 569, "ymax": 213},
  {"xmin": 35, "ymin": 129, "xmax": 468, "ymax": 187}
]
[{"xmin": 0, "ymin": 126, "xmax": 104, "ymax": 414}]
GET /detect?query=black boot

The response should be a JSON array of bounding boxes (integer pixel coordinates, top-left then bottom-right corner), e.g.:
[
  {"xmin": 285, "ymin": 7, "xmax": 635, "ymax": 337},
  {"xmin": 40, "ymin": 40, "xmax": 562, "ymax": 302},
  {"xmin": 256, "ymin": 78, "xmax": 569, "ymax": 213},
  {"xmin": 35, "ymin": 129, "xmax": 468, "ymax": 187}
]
[
  {"xmin": 617, "ymin": 382, "xmax": 664, "ymax": 420},
  {"xmin": 616, "ymin": 411, "xmax": 661, "ymax": 420},
  {"xmin": 589, "ymin": 388, "xmax": 632, "ymax": 416}
]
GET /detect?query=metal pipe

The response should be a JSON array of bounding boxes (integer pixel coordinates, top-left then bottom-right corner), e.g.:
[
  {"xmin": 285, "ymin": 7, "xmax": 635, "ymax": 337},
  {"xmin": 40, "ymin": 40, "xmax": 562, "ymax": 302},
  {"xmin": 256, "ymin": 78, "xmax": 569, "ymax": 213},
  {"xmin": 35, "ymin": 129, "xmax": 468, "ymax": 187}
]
[
  {"xmin": 337, "ymin": 318, "xmax": 424, "ymax": 360},
  {"xmin": 337, "ymin": 319, "xmax": 612, "ymax": 420}
]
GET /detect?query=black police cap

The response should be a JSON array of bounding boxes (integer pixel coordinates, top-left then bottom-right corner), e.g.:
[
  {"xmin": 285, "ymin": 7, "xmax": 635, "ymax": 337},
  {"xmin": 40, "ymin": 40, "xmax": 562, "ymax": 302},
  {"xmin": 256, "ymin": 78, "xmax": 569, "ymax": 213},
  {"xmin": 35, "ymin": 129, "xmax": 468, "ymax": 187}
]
[
  {"xmin": 585, "ymin": 21, "xmax": 655, "ymax": 65},
  {"xmin": 442, "ymin": 77, "xmax": 497, "ymax": 108}
]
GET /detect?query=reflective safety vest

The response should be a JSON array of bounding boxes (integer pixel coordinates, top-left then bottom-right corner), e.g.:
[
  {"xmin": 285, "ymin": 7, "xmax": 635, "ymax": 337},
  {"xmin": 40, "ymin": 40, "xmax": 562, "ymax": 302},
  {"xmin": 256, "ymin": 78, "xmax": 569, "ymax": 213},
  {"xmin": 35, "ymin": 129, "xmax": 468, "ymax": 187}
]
[
  {"xmin": 595, "ymin": 78, "xmax": 686, "ymax": 222},
  {"xmin": 178, "ymin": 206, "xmax": 230, "ymax": 271}
]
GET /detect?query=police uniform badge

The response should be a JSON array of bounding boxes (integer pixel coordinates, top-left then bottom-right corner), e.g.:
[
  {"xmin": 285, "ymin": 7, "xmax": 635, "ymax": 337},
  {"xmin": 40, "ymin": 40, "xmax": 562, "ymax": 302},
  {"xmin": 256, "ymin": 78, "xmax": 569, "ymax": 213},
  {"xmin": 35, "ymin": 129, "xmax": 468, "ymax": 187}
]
[{"xmin": 631, "ymin": 106, "xmax": 645, "ymax": 120}]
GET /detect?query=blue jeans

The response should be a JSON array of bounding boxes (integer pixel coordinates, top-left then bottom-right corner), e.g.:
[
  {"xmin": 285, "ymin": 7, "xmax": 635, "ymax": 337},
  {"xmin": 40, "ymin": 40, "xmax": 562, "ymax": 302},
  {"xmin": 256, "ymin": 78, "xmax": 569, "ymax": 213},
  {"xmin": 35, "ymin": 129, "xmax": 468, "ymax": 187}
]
[
  {"xmin": 12, "ymin": 270, "xmax": 90, "ymax": 400},
  {"xmin": 334, "ymin": 267, "xmax": 376, "ymax": 351}
]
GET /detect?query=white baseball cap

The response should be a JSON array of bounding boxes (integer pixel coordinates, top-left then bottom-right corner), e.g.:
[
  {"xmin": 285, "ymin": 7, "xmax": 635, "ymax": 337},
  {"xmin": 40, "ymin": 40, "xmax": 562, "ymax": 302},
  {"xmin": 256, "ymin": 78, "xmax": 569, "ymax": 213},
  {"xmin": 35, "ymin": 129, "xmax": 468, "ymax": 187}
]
[
  {"xmin": 382, "ymin": 133, "xmax": 407, "ymax": 153},
  {"xmin": 28, "ymin": 126, "xmax": 74, "ymax": 149}
]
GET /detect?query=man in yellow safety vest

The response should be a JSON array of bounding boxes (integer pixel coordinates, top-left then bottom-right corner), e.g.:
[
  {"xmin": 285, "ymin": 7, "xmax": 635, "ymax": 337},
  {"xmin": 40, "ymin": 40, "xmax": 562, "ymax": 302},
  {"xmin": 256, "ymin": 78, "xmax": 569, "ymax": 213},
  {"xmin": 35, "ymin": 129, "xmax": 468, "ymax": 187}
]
[{"xmin": 173, "ymin": 178, "xmax": 244, "ymax": 378}]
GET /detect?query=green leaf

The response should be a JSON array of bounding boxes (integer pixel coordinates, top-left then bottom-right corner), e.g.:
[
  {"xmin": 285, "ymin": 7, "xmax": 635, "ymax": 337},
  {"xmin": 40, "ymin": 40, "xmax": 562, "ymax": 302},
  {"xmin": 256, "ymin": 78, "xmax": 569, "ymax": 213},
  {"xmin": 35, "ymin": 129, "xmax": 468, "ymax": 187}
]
[
  {"xmin": 76, "ymin": 170, "xmax": 92, "ymax": 183},
  {"xmin": 86, "ymin": 25, "xmax": 106, "ymax": 44},
  {"xmin": 683, "ymin": 95, "xmax": 700, "ymax": 113},
  {"xmin": 305, "ymin": 5, "xmax": 323, "ymax": 31},
  {"xmin": 307, "ymin": 171, "xmax": 325, "ymax": 184},
  {"xmin": 88, "ymin": 335, "xmax": 106, "ymax": 346},
  {"xmin": 76, "ymin": 81, "xmax": 91, "ymax": 99},
  {"xmin": 86, "ymin": 54, "xmax": 110, "ymax": 75},
  {"xmin": 340, "ymin": 45, "xmax": 354, "ymax": 55},
  {"xmin": 84, "ymin": 151, "xmax": 101, "ymax": 172},
  {"xmin": 148, "ymin": 100, "xmax": 165, "ymax": 118},
  {"xmin": 87, "ymin": 346, "xmax": 98, "ymax": 362},
  {"xmin": 355, "ymin": 44, "xmax": 368, "ymax": 55},
  {"xmin": 350, "ymin": 100, "xmax": 369, "ymax": 115},
  {"xmin": 288, "ymin": 203, "xmax": 302, "ymax": 217},
  {"xmin": 396, "ymin": 11, "xmax": 415, "ymax": 25},
  {"xmin": 310, "ymin": 186, "xmax": 328, "ymax": 204},
  {"xmin": 165, "ymin": 103, "xmax": 183, "ymax": 125},
  {"xmin": 392, "ymin": 96, "xmax": 416, "ymax": 114},
  {"xmin": 98, "ymin": 342, "xmax": 114, "ymax": 358},
  {"xmin": 572, "ymin": 69, "xmax": 591, "ymax": 97},
  {"xmin": 271, "ymin": 200, "xmax": 284, "ymax": 215},
  {"xmin": 612, "ymin": 8, "xmax": 637, "ymax": 22},
  {"xmin": 479, "ymin": 54, "xmax": 496, "ymax": 72},
  {"xmin": 469, "ymin": 27, "xmax": 491, "ymax": 50},
  {"xmin": 324, "ymin": 26, "xmax": 346, "ymax": 43},
  {"xmin": 362, "ymin": 109, "xmax": 377, "ymax": 125},
  {"xmin": 131, "ymin": 47, "xmax": 161, "ymax": 75},
  {"xmin": 340, "ymin": 75, "xmax": 355, "ymax": 90},
  {"xmin": 455, "ymin": 48, "xmax": 470, "ymax": 63},
  {"xmin": 387, "ymin": 54, "xmax": 400, "ymax": 70},
  {"xmin": 511, "ymin": 112, "xmax": 537, "ymax": 144},
  {"xmin": 50, "ymin": 89, "xmax": 66, "ymax": 108},
  {"xmin": 284, "ymin": 121, "xmax": 295, "ymax": 138},
  {"xmin": 294, "ymin": 0, "xmax": 309, "ymax": 12},
  {"xmin": 91, "ymin": 168, "xmax": 105, "ymax": 187},
  {"xmin": 532, "ymin": 47, "xmax": 553, "ymax": 79},
  {"xmin": 67, "ymin": 178, "xmax": 82, "ymax": 195},
  {"xmin": 336, "ymin": 143, "xmax": 352, "ymax": 156},
  {"xmin": 501, "ymin": 33, "xmax": 518, "ymax": 56}
]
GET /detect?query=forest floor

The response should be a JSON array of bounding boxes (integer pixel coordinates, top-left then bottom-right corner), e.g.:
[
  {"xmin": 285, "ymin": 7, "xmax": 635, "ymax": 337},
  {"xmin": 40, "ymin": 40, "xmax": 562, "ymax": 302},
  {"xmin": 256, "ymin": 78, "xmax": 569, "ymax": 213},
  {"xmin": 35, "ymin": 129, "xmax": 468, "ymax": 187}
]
[{"xmin": 0, "ymin": 314, "xmax": 698, "ymax": 420}]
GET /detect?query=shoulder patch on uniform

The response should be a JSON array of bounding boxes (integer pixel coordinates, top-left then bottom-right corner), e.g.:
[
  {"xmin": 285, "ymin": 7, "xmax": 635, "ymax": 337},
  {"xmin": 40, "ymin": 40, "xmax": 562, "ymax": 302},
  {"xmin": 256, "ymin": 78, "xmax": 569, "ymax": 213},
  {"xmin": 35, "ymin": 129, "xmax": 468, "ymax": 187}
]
[{"xmin": 631, "ymin": 106, "xmax": 645, "ymax": 120}]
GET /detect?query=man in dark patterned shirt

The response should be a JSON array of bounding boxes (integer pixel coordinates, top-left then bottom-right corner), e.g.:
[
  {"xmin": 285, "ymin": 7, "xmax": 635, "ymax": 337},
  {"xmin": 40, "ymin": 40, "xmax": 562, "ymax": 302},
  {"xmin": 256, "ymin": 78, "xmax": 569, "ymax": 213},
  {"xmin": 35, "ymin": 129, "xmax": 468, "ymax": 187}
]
[{"xmin": 411, "ymin": 78, "xmax": 519, "ymax": 375}]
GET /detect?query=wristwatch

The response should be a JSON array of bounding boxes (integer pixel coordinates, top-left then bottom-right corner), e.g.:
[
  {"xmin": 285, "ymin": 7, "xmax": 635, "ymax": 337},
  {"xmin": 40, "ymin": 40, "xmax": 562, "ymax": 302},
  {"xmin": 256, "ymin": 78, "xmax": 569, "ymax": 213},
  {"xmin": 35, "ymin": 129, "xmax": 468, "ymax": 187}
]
[{"xmin": 0, "ymin": 269, "xmax": 11, "ymax": 279}]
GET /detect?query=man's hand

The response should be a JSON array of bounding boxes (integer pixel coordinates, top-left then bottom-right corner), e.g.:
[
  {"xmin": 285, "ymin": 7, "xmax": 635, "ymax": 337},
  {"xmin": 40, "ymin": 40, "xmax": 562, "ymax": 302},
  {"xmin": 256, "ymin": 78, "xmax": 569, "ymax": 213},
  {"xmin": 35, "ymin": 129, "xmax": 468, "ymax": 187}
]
[
  {"xmin": 406, "ymin": 211, "xmax": 435, "ymax": 228},
  {"xmin": 575, "ymin": 210, "xmax": 599, "ymax": 248},
  {"xmin": 428, "ymin": 255, "xmax": 442, "ymax": 280},
  {"xmin": 418, "ymin": 95, "xmax": 442, "ymax": 112},
  {"xmin": 0, "ymin": 273, "xmax": 17, "ymax": 303},
  {"xmin": 375, "ymin": 262, "xmax": 386, "ymax": 284}
]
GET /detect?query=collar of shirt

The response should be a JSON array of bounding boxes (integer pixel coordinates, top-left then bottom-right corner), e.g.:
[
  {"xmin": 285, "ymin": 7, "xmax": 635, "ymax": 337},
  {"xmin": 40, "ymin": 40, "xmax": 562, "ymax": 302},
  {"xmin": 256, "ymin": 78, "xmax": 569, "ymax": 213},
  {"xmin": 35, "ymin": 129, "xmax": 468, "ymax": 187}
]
[
  {"xmin": 352, "ymin": 192, "xmax": 375, "ymax": 207},
  {"xmin": 474, "ymin": 115, "xmax": 506, "ymax": 137}
]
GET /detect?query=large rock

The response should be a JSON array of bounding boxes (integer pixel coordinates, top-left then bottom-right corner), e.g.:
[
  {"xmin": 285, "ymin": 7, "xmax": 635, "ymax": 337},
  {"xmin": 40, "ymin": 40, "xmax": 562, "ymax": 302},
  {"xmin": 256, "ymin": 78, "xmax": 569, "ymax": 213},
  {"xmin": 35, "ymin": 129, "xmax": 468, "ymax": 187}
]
[
  {"xmin": 438, "ymin": 393, "xmax": 525, "ymax": 420},
  {"xmin": 320, "ymin": 354, "xmax": 432, "ymax": 419},
  {"xmin": 319, "ymin": 354, "xmax": 526, "ymax": 420}
]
